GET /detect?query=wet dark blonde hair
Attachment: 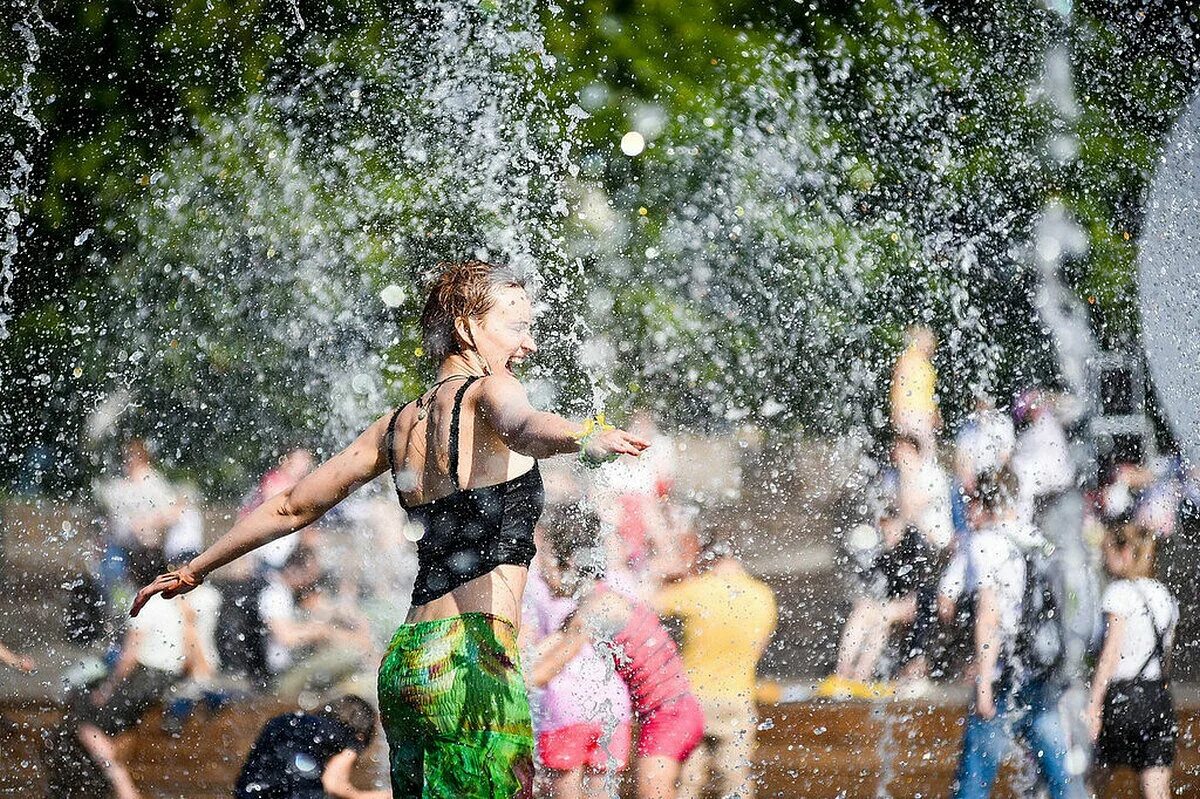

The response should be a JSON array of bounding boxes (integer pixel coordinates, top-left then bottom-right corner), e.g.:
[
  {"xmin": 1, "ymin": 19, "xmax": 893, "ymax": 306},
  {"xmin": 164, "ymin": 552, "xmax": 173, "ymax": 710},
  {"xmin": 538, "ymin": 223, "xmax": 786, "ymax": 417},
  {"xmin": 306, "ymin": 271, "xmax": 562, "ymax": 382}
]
[
  {"xmin": 419, "ymin": 260, "xmax": 527, "ymax": 361},
  {"xmin": 1104, "ymin": 523, "xmax": 1157, "ymax": 579}
]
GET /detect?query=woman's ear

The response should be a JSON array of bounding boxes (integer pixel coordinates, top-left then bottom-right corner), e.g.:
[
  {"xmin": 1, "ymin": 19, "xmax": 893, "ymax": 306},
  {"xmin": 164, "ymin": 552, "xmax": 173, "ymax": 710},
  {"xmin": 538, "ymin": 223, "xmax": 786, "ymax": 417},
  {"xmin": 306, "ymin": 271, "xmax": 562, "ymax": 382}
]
[{"xmin": 453, "ymin": 316, "xmax": 476, "ymax": 351}]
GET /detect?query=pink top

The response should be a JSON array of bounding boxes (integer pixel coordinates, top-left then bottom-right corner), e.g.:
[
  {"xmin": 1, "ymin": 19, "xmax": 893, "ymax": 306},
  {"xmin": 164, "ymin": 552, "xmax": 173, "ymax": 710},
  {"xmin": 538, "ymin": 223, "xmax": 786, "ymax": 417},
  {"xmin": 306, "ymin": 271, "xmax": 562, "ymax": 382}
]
[
  {"xmin": 523, "ymin": 570, "xmax": 631, "ymax": 732},
  {"xmin": 601, "ymin": 584, "xmax": 693, "ymax": 716}
]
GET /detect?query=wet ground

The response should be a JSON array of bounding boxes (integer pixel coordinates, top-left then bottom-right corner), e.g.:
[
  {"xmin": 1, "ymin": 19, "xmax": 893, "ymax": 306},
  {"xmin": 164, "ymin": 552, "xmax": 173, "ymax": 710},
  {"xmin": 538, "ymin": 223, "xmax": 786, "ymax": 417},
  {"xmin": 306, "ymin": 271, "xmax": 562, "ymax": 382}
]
[{"xmin": 3, "ymin": 690, "xmax": 1199, "ymax": 798}]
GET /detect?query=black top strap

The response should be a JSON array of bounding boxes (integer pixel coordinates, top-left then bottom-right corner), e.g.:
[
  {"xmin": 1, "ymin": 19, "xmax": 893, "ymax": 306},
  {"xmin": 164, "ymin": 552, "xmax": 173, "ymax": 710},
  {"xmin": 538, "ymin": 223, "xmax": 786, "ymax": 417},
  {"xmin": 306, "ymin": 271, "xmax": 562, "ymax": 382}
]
[
  {"xmin": 1131, "ymin": 582, "xmax": 1172, "ymax": 680},
  {"xmin": 448, "ymin": 376, "xmax": 481, "ymax": 490}
]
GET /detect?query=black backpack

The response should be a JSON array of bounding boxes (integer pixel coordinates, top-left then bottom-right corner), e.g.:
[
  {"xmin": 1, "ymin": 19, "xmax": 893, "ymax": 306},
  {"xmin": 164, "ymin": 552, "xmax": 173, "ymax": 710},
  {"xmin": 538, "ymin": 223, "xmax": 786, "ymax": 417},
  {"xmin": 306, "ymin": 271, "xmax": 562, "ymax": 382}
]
[{"xmin": 1011, "ymin": 540, "xmax": 1067, "ymax": 684}]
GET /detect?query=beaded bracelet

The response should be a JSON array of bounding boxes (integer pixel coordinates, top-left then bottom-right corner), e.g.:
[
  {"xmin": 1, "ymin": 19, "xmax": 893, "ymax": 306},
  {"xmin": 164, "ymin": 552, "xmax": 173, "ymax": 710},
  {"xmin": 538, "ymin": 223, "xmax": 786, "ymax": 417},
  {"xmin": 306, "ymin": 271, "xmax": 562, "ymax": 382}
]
[{"xmin": 575, "ymin": 413, "xmax": 617, "ymax": 469}]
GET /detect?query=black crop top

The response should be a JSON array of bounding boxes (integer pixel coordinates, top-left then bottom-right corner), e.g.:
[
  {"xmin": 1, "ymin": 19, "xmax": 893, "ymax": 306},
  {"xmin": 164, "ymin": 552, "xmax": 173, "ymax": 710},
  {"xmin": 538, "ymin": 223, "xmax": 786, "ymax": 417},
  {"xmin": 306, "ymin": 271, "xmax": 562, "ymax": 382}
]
[{"xmin": 387, "ymin": 376, "xmax": 544, "ymax": 607}]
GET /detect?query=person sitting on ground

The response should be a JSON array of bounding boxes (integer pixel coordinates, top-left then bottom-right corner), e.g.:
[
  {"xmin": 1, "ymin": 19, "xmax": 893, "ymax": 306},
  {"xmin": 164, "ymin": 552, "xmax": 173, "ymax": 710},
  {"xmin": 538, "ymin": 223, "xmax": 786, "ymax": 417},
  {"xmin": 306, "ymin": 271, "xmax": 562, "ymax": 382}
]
[
  {"xmin": 1087, "ymin": 523, "xmax": 1178, "ymax": 799},
  {"xmin": 212, "ymin": 554, "xmax": 273, "ymax": 689},
  {"xmin": 69, "ymin": 549, "xmax": 214, "ymax": 799},
  {"xmin": 235, "ymin": 694, "xmax": 390, "ymax": 799},
  {"xmin": 522, "ymin": 505, "xmax": 633, "ymax": 799},
  {"xmin": 260, "ymin": 546, "xmax": 375, "ymax": 703},
  {"xmin": 531, "ymin": 503, "xmax": 703, "ymax": 799},
  {"xmin": 655, "ymin": 517, "xmax": 776, "ymax": 799},
  {"xmin": 818, "ymin": 500, "xmax": 933, "ymax": 700}
]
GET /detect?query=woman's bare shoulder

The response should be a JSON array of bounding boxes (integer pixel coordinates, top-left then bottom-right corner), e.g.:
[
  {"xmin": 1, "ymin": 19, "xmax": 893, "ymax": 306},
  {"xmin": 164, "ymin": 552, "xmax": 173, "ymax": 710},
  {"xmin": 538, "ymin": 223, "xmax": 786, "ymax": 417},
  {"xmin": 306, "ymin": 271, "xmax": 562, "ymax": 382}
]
[{"xmin": 474, "ymin": 371, "xmax": 527, "ymax": 402}]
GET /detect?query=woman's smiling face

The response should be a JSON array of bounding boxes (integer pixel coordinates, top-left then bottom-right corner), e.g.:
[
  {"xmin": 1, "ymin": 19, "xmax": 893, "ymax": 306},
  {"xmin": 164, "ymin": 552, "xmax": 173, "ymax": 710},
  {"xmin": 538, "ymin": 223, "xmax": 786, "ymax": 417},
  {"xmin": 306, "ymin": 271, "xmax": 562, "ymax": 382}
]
[{"xmin": 466, "ymin": 285, "xmax": 537, "ymax": 375}]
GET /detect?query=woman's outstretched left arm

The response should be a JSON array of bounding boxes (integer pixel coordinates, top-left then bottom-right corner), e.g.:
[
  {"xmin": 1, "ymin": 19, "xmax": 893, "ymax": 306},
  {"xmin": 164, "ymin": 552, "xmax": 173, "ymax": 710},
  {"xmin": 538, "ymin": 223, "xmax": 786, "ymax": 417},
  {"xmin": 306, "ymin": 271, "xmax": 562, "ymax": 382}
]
[
  {"xmin": 131, "ymin": 413, "xmax": 393, "ymax": 616},
  {"xmin": 476, "ymin": 373, "xmax": 649, "ymax": 461}
]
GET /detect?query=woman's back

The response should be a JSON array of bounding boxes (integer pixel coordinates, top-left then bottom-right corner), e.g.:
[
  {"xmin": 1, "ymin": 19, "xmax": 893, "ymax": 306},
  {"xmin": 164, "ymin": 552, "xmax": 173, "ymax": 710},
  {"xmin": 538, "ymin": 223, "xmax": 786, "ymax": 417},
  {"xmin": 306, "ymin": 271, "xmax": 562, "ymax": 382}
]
[
  {"xmin": 393, "ymin": 375, "xmax": 534, "ymax": 504},
  {"xmin": 389, "ymin": 374, "xmax": 542, "ymax": 625},
  {"xmin": 1102, "ymin": 577, "xmax": 1177, "ymax": 681}
]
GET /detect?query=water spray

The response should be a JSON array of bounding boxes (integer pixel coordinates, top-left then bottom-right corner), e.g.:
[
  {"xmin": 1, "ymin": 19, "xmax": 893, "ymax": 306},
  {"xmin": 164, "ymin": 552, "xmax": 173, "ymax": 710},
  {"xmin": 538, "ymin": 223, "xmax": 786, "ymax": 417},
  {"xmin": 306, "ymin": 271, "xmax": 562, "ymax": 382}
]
[
  {"xmin": 0, "ymin": 2, "xmax": 47, "ymax": 340},
  {"xmin": 1030, "ymin": 0, "xmax": 1100, "ymax": 782}
]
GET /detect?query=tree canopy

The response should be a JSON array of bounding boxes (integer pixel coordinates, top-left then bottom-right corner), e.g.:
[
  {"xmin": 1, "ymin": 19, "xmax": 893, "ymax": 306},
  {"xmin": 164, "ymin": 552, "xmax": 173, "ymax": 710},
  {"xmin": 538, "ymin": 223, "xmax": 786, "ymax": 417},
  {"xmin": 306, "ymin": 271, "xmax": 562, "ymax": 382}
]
[{"xmin": 2, "ymin": 0, "xmax": 1196, "ymax": 496}]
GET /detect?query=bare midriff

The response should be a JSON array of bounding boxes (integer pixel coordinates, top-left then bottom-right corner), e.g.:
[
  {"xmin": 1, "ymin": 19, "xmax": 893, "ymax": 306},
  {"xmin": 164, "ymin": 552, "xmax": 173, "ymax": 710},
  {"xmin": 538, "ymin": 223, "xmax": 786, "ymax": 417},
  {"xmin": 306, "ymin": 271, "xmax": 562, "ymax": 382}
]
[{"xmin": 404, "ymin": 564, "xmax": 529, "ymax": 632}]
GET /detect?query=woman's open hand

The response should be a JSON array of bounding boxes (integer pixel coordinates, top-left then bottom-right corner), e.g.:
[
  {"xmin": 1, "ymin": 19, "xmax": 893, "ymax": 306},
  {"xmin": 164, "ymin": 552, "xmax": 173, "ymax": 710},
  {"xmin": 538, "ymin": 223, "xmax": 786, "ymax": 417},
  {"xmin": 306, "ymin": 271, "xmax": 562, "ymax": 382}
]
[
  {"xmin": 582, "ymin": 427, "xmax": 650, "ymax": 465},
  {"xmin": 130, "ymin": 565, "xmax": 202, "ymax": 617}
]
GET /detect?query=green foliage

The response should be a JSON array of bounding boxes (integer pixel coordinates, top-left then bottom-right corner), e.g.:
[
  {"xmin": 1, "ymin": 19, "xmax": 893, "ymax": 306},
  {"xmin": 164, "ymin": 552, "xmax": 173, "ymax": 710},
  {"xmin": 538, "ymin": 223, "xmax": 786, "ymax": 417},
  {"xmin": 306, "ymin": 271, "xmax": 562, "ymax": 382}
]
[{"xmin": 3, "ymin": 0, "xmax": 1198, "ymax": 494}]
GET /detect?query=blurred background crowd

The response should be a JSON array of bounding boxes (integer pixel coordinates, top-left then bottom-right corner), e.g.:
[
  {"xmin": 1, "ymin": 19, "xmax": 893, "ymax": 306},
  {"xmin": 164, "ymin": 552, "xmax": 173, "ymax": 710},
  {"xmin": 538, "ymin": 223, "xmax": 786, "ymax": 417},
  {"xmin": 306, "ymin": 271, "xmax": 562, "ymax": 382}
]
[{"xmin": 2, "ymin": 325, "xmax": 1199, "ymax": 798}]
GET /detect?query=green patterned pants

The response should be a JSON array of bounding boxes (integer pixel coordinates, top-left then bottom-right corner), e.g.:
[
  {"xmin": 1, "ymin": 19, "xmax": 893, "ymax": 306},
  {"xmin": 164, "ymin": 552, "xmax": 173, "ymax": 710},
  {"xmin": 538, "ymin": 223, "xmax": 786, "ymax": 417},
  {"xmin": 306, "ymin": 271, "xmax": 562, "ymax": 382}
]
[{"xmin": 378, "ymin": 612, "xmax": 534, "ymax": 798}]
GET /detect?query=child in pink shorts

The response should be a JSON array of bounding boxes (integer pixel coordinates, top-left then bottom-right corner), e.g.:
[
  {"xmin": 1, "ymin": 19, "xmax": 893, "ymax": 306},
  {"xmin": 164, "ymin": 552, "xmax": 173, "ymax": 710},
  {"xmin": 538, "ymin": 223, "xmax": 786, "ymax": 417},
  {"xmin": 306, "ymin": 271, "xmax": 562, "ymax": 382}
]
[
  {"xmin": 524, "ymin": 530, "xmax": 632, "ymax": 798},
  {"xmin": 532, "ymin": 505, "xmax": 704, "ymax": 799}
]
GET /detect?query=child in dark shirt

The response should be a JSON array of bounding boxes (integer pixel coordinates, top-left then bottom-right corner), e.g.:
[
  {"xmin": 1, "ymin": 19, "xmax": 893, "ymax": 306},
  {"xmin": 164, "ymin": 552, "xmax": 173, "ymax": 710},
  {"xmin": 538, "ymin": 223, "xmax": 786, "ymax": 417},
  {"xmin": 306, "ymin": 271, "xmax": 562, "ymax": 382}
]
[{"xmin": 235, "ymin": 694, "xmax": 389, "ymax": 799}]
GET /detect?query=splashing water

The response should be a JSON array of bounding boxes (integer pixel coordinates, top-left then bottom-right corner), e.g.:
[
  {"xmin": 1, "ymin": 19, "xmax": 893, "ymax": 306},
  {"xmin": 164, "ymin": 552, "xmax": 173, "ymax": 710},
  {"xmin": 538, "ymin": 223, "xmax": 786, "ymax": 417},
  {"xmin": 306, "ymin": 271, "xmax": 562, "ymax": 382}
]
[
  {"xmin": 1027, "ymin": 0, "xmax": 1098, "ymax": 780},
  {"xmin": 107, "ymin": 0, "xmax": 583, "ymax": 485},
  {"xmin": 573, "ymin": 37, "xmax": 1021, "ymax": 433},
  {"xmin": 0, "ymin": 3, "xmax": 45, "ymax": 340},
  {"xmin": 873, "ymin": 704, "xmax": 897, "ymax": 799},
  {"xmin": 287, "ymin": 0, "xmax": 305, "ymax": 31}
]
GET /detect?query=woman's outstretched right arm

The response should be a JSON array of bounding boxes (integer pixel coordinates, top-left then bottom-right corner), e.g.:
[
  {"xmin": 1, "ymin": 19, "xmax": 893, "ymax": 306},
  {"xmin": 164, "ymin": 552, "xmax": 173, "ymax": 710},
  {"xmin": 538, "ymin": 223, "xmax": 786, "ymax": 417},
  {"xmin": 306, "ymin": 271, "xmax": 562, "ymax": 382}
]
[{"xmin": 131, "ymin": 413, "xmax": 394, "ymax": 616}]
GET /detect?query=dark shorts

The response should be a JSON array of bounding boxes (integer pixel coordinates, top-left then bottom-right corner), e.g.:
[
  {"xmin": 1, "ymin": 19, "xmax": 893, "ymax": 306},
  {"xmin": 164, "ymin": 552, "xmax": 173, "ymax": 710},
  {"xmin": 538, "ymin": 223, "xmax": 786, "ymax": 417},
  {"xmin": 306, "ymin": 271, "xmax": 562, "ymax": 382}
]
[
  {"xmin": 1096, "ymin": 679, "xmax": 1176, "ymax": 770},
  {"xmin": 70, "ymin": 665, "xmax": 176, "ymax": 736}
]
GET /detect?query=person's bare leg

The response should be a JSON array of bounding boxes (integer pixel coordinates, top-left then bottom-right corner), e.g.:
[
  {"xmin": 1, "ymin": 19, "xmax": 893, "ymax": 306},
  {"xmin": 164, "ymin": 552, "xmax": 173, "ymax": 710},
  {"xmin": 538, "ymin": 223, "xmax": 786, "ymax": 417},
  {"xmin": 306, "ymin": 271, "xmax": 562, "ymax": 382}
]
[
  {"xmin": 1139, "ymin": 766, "xmax": 1171, "ymax": 799},
  {"xmin": 898, "ymin": 655, "xmax": 928, "ymax": 682},
  {"xmin": 835, "ymin": 598, "xmax": 875, "ymax": 678},
  {"xmin": 882, "ymin": 595, "xmax": 917, "ymax": 626},
  {"xmin": 850, "ymin": 604, "xmax": 891, "ymax": 682},
  {"xmin": 77, "ymin": 723, "xmax": 141, "ymax": 799},
  {"xmin": 582, "ymin": 767, "xmax": 620, "ymax": 799},
  {"xmin": 675, "ymin": 737, "xmax": 709, "ymax": 799},
  {"xmin": 547, "ymin": 766, "xmax": 584, "ymax": 799},
  {"xmin": 714, "ymin": 721, "xmax": 755, "ymax": 799},
  {"xmin": 1089, "ymin": 764, "xmax": 1112, "ymax": 798},
  {"xmin": 637, "ymin": 754, "xmax": 681, "ymax": 799}
]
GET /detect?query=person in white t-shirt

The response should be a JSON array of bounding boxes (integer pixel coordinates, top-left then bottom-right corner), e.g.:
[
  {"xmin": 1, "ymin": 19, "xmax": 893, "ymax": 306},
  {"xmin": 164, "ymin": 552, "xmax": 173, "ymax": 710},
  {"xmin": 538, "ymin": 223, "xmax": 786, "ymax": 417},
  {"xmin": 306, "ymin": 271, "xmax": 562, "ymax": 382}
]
[
  {"xmin": 95, "ymin": 440, "xmax": 206, "ymax": 591},
  {"xmin": 259, "ymin": 546, "xmax": 374, "ymax": 701},
  {"xmin": 72, "ymin": 551, "xmax": 214, "ymax": 799},
  {"xmin": 1010, "ymin": 390, "xmax": 1073, "ymax": 524},
  {"xmin": 954, "ymin": 395, "xmax": 1016, "ymax": 494},
  {"xmin": 1087, "ymin": 523, "xmax": 1178, "ymax": 799},
  {"xmin": 951, "ymin": 467, "xmax": 1083, "ymax": 799}
]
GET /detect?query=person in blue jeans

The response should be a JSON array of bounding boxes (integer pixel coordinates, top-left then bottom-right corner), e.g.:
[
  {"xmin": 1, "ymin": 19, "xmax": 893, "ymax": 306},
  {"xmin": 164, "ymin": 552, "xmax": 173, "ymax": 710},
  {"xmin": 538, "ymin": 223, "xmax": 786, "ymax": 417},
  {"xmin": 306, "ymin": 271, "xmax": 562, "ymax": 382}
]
[
  {"xmin": 955, "ymin": 676, "xmax": 1079, "ymax": 798},
  {"xmin": 949, "ymin": 467, "xmax": 1084, "ymax": 799}
]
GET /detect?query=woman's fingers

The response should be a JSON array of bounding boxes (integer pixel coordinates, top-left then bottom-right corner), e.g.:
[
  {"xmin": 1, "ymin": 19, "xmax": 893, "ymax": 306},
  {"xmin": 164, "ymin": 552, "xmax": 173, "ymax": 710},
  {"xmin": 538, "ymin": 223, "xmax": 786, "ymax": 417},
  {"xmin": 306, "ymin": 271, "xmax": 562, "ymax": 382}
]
[
  {"xmin": 622, "ymin": 432, "xmax": 651, "ymax": 452},
  {"xmin": 130, "ymin": 573, "xmax": 180, "ymax": 616},
  {"xmin": 587, "ymin": 428, "xmax": 651, "ymax": 460},
  {"xmin": 611, "ymin": 437, "xmax": 645, "ymax": 456},
  {"xmin": 626, "ymin": 433, "xmax": 651, "ymax": 450},
  {"xmin": 606, "ymin": 430, "xmax": 650, "ymax": 454},
  {"xmin": 130, "ymin": 584, "xmax": 159, "ymax": 617}
]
